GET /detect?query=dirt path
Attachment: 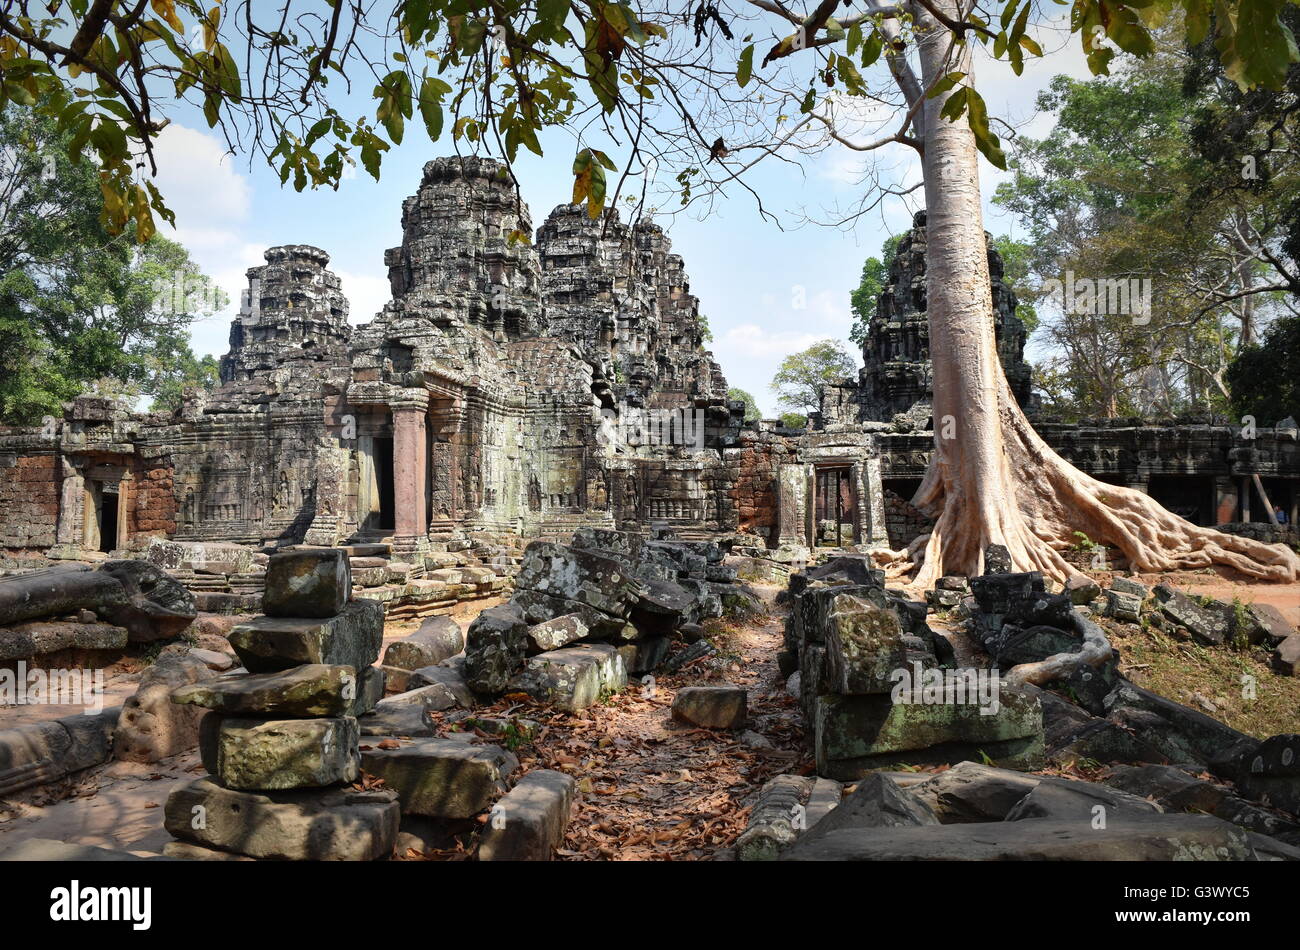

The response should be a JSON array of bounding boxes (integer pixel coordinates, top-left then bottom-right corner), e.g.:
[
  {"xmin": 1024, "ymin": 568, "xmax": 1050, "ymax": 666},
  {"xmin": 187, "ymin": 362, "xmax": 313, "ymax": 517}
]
[{"xmin": 437, "ymin": 600, "xmax": 810, "ymax": 860}]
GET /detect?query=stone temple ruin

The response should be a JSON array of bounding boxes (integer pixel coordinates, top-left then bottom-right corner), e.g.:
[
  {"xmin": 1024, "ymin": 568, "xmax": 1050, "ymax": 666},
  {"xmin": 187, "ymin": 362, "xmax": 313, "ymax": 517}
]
[
  {"xmin": 0, "ymin": 169, "xmax": 1296, "ymax": 573},
  {"xmin": 1, "ymin": 158, "xmax": 1299, "ymax": 862}
]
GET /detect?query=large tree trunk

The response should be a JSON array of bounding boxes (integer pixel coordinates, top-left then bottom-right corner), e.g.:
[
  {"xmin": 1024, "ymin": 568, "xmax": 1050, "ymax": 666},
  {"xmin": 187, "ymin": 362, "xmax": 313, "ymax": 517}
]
[{"xmin": 883, "ymin": 2, "xmax": 1300, "ymax": 587}]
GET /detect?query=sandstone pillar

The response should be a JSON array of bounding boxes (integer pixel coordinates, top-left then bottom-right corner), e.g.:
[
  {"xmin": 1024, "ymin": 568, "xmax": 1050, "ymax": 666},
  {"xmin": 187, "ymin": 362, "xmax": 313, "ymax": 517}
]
[
  {"xmin": 1213, "ymin": 476, "xmax": 1238, "ymax": 525},
  {"xmin": 391, "ymin": 395, "xmax": 429, "ymax": 552}
]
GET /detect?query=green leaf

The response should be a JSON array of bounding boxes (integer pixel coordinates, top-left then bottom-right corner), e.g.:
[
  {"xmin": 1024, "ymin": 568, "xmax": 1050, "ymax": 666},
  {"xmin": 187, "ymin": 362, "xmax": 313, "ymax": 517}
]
[
  {"xmin": 737, "ymin": 44, "xmax": 755, "ymax": 87},
  {"xmin": 418, "ymin": 75, "xmax": 444, "ymax": 141},
  {"xmin": 927, "ymin": 71, "xmax": 966, "ymax": 97}
]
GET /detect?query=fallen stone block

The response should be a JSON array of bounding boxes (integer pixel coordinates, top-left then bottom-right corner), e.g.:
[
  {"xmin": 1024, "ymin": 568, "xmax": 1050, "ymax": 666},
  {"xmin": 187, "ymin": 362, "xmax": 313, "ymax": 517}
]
[
  {"xmin": 1003, "ymin": 779, "xmax": 1162, "ymax": 821},
  {"xmin": 1103, "ymin": 680, "xmax": 1259, "ymax": 774},
  {"xmin": 173, "ymin": 663, "xmax": 358, "ymax": 717},
  {"xmin": 359, "ymin": 738, "xmax": 517, "ymax": 818},
  {"xmin": 507, "ymin": 643, "xmax": 626, "ymax": 712},
  {"xmin": 382, "ymin": 616, "xmax": 465, "ymax": 670},
  {"xmin": 201, "ymin": 715, "xmax": 359, "ymax": 790},
  {"xmin": 907, "ymin": 761, "xmax": 1046, "ymax": 823},
  {"xmin": 525, "ymin": 613, "xmax": 589, "ymax": 654},
  {"xmin": 1250, "ymin": 603, "xmax": 1295, "ymax": 647},
  {"xmin": 814, "ymin": 684, "xmax": 1044, "ymax": 779},
  {"xmin": 799, "ymin": 773, "xmax": 938, "ymax": 849},
  {"xmin": 478, "ymin": 769, "xmax": 576, "ymax": 861},
  {"xmin": 782, "ymin": 814, "xmax": 1256, "ymax": 861},
  {"xmin": 0, "ymin": 708, "xmax": 118, "ymax": 795},
  {"xmin": 228, "ymin": 598, "xmax": 383, "ymax": 673},
  {"xmin": 0, "ymin": 621, "xmax": 128, "ymax": 660},
  {"xmin": 615, "ymin": 636, "xmax": 671, "ymax": 675},
  {"xmin": 1276, "ymin": 634, "xmax": 1300, "ymax": 676},
  {"xmin": 0, "ymin": 565, "xmax": 128, "ymax": 627},
  {"xmin": 464, "ymin": 603, "xmax": 530, "ymax": 695},
  {"xmin": 357, "ymin": 701, "xmax": 436, "ymax": 737},
  {"xmin": 1153, "ymin": 584, "xmax": 1230, "ymax": 646},
  {"xmin": 262, "ymin": 549, "xmax": 352, "ymax": 618},
  {"xmin": 822, "ymin": 592, "xmax": 906, "ymax": 694},
  {"xmin": 164, "ymin": 778, "xmax": 398, "ymax": 860},
  {"xmin": 515, "ymin": 541, "xmax": 646, "ymax": 618},
  {"xmin": 347, "ymin": 665, "xmax": 385, "ymax": 717},
  {"xmin": 404, "ymin": 666, "xmax": 474, "ymax": 709},
  {"xmin": 672, "ymin": 685, "xmax": 747, "ymax": 729}
]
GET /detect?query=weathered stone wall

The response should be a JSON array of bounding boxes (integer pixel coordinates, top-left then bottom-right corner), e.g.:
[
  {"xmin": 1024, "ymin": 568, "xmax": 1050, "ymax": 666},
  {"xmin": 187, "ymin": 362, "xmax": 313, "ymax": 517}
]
[{"xmin": 0, "ymin": 446, "xmax": 60, "ymax": 550}]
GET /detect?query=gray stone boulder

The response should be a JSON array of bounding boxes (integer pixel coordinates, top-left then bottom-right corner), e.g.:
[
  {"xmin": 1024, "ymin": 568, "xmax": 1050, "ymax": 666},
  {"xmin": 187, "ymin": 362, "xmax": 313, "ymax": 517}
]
[
  {"xmin": 822, "ymin": 593, "xmax": 906, "ymax": 695},
  {"xmin": 359, "ymin": 738, "xmax": 517, "ymax": 818},
  {"xmin": 477, "ymin": 769, "xmax": 575, "ymax": 861},
  {"xmin": 164, "ymin": 778, "xmax": 398, "ymax": 860},
  {"xmin": 1065, "ymin": 575, "xmax": 1102, "ymax": 605},
  {"xmin": 228, "ymin": 598, "xmax": 384, "ymax": 673},
  {"xmin": 200, "ymin": 715, "xmax": 360, "ymax": 790},
  {"xmin": 464, "ymin": 603, "xmax": 530, "ymax": 695},
  {"xmin": 907, "ymin": 761, "xmax": 1046, "ymax": 823},
  {"xmin": 172, "ymin": 664, "xmax": 359, "ymax": 718},
  {"xmin": 515, "ymin": 541, "xmax": 646, "ymax": 618},
  {"xmin": 798, "ymin": 773, "xmax": 938, "ymax": 848},
  {"xmin": 0, "ymin": 620, "xmax": 128, "ymax": 660},
  {"xmin": 672, "ymin": 685, "xmax": 747, "ymax": 729},
  {"xmin": 405, "ymin": 665, "xmax": 475, "ymax": 709},
  {"xmin": 525, "ymin": 613, "xmax": 589, "ymax": 654},
  {"xmin": 507, "ymin": 643, "xmax": 627, "ymax": 712},
  {"xmin": 1152, "ymin": 584, "xmax": 1231, "ymax": 645},
  {"xmin": 782, "ymin": 814, "xmax": 1256, "ymax": 860},
  {"xmin": 357, "ymin": 700, "xmax": 436, "ymax": 737},
  {"xmin": 261, "ymin": 549, "xmax": 352, "ymax": 618},
  {"xmin": 382, "ymin": 616, "xmax": 464, "ymax": 670},
  {"xmin": 1003, "ymin": 779, "xmax": 1162, "ymax": 821}
]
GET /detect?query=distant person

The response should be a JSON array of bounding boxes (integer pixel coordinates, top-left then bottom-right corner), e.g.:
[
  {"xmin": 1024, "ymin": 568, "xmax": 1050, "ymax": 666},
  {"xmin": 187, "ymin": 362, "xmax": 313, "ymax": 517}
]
[{"xmin": 1276, "ymin": 506, "xmax": 1289, "ymax": 525}]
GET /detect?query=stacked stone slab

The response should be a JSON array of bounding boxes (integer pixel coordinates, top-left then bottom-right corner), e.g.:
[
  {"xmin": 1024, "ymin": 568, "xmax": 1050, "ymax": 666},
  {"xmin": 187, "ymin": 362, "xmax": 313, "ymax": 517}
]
[
  {"xmin": 162, "ymin": 549, "xmax": 398, "ymax": 860},
  {"xmin": 785, "ymin": 557, "xmax": 1043, "ymax": 781}
]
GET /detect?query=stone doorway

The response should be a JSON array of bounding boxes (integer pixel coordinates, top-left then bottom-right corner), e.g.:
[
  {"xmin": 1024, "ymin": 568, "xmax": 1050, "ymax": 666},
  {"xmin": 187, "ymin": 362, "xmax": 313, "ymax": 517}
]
[
  {"xmin": 814, "ymin": 466, "xmax": 855, "ymax": 547},
  {"xmin": 85, "ymin": 480, "xmax": 120, "ymax": 553},
  {"xmin": 372, "ymin": 436, "xmax": 396, "ymax": 531}
]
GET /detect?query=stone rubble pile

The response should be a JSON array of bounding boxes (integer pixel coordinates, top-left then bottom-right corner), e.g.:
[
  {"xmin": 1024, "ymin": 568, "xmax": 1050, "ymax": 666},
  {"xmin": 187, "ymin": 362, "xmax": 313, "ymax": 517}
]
[
  {"xmin": 161, "ymin": 549, "xmax": 401, "ymax": 860},
  {"xmin": 462, "ymin": 528, "xmax": 760, "ymax": 711},
  {"xmin": 786, "ymin": 555, "xmax": 1044, "ymax": 780}
]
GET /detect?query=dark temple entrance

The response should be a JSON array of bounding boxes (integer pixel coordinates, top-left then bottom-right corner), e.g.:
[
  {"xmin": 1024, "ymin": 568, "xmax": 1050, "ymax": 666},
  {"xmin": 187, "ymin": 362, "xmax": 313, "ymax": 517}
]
[
  {"xmin": 373, "ymin": 436, "xmax": 396, "ymax": 531},
  {"xmin": 814, "ymin": 466, "xmax": 856, "ymax": 547}
]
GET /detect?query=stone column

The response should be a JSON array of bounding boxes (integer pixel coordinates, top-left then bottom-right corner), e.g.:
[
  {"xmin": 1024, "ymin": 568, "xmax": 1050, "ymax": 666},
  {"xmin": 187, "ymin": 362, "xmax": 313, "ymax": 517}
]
[
  {"xmin": 777, "ymin": 463, "xmax": 811, "ymax": 549},
  {"xmin": 391, "ymin": 394, "xmax": 429, "ymax": 552},
  {"xmin": 1213, "ymin": 476, "xmax": 1238, "ymax": 525},
  {"xmin": 55, "ymin": 457, "xmax": 84, "ymax": 549}
]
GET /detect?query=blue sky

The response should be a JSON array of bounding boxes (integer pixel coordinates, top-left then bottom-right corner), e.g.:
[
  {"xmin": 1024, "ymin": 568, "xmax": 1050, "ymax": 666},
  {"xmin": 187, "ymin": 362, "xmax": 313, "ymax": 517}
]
[{"xmin": 156, "ymin": 24, "xmax": 1089, "ymax": 417}]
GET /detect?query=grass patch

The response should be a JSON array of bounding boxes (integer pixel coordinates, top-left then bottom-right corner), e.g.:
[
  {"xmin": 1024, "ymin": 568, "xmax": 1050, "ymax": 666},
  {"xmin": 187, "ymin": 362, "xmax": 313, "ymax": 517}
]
[{"xmin": 1106, "ymin": 619, "xmax": 1299, "ymax": 739}]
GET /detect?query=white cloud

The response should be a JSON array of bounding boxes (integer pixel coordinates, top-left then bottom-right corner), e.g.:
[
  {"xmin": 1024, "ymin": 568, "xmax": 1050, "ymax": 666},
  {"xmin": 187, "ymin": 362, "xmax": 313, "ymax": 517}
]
[
  {"xmin": 719, "ymin": 323, "xmax": 828, "ymax": 359},
  {"xmin": 336, "ymin": 270, "xmax": 391, "ymax": 325},
  {"xmin": 150, "ymin": 124, "xmax": 251, "ymax": 225}
]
